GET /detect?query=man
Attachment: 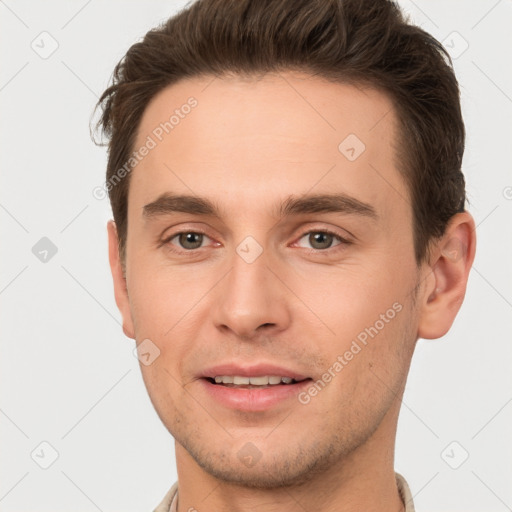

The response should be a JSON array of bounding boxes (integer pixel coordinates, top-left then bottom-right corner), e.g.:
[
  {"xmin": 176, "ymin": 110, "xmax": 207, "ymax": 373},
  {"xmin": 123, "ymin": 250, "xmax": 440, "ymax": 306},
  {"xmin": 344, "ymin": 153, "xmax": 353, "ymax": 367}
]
[{"xmin": 96, "ymin": 0, "xmax": 476, "ymax": 510}]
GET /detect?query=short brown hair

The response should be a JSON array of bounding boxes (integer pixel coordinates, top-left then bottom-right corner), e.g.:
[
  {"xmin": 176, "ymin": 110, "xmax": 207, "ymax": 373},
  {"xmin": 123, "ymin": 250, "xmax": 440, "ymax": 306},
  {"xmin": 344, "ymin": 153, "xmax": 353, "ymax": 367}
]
[{"xmin": 95, "ymin": 0, "xmax": 466, "ymax": 264}]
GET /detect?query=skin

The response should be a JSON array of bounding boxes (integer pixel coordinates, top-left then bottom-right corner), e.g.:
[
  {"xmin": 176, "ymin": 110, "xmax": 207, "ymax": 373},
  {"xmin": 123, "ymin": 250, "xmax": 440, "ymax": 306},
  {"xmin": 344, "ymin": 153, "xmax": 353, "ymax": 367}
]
[{"xmin": 107, "ymin": 72, "xmax": 476, "ymax": 512}]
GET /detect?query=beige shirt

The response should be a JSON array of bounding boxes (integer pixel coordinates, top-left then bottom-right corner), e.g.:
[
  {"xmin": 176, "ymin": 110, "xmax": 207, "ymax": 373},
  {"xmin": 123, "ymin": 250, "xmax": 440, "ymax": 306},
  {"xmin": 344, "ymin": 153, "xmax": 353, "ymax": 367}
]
[{"xmin": 153, "ymin": 472, "xmax": 415, "ymax": 512}]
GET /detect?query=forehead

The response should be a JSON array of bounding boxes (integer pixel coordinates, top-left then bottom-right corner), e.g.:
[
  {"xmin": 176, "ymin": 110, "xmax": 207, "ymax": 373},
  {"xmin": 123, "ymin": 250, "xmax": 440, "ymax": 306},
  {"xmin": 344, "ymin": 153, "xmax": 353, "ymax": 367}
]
[{"xmin": 129, "ymin": 72, "xmax": 407, "ymax": 223}]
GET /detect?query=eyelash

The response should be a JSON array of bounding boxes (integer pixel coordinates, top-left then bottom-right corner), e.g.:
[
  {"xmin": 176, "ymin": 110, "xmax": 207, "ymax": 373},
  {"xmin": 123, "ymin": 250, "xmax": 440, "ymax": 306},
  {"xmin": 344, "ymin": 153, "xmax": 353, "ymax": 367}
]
[{"xmin": 161, "ymin": 228, "xmax": 351, "ymax": 255}]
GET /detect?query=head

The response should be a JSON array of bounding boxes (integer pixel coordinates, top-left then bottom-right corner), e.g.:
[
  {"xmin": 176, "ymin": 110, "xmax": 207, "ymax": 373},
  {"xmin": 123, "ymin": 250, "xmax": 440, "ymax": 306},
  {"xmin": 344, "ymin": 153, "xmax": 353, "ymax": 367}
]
[{"xmin": 97, "ymin": 0, "xmax": 476, "ymax": 488}]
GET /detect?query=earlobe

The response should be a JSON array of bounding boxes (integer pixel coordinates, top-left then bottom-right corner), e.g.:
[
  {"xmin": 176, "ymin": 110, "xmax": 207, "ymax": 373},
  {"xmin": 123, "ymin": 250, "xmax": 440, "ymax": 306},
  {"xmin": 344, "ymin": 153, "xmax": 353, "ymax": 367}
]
[
  {"xmin": 417, "ymin": 212, "xmax": 477, "ymax": 340},
  {"xmin": 107, "ymin": 220, "xmax": 136, "ymax": 339}
]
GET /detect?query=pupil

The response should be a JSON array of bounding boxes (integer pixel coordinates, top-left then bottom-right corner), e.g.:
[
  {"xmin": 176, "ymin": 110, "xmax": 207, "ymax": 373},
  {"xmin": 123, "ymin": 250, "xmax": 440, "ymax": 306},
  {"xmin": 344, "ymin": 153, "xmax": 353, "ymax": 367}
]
[
  {"xmin": 180, "ymin": 232, "xmax": 203, "ymax": 249},
  {"xmin": 310, "ymin": 232, "xmax": 332, "ymax": 249}
]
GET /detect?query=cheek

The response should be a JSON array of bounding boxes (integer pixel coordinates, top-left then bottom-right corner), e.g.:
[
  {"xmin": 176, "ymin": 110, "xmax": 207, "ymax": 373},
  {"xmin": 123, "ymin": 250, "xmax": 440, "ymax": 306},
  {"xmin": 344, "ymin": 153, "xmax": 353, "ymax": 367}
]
[
  {"xmin": 314, "ymin": 300, "xmax": 415, "ymax": 421},
  {"xmin": 290, "ymin": 266, "xmax": 405, "ymax": 343},
  {"xmin": 127, "ymin": 258, "xmax": 208, "ymax": 338},
  {"xmin": 127, "ymin": 263, "xmax": 212, "ymax": 380},
  {"xmin": 293, "ymin": 260, "xmax": 417, "ymax": 396}
]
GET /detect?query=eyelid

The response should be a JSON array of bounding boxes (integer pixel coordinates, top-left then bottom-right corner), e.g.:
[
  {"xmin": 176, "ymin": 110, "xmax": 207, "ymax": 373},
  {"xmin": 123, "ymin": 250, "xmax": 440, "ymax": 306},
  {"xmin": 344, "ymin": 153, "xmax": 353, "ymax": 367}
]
[{"xmin": 291, "ymin": 220, "xmax": 353, "ymax": 240}]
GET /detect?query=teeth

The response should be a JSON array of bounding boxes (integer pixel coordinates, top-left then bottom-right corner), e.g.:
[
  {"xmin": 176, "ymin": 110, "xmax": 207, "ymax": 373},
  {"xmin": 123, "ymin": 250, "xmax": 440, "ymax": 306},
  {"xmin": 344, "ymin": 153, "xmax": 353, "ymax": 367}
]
[
  {"xmin": 212, "ymin": 375, "xmax": 297, "ymax": 386},
  {"xmin": 248, "ymin": 376, "xmax": 269, "ymax": 385},
  {"xmin": 214, "ymin": 376, "xmax": 232, "ymax": 384}
]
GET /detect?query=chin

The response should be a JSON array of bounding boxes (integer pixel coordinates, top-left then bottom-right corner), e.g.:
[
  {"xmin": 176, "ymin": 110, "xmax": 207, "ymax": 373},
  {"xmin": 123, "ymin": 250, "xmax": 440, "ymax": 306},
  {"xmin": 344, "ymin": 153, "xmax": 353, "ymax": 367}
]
[{"xmin": 177, "ymin": 431, "xmax": 346, "ymax": 490}]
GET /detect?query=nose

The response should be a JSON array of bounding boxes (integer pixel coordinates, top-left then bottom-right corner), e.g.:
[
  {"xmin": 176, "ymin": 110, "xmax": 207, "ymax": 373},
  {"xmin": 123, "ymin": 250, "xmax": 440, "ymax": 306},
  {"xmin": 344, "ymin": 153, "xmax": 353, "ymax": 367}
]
[{"xmin": 212, "ymin": 246, "xmax": 292, "ymax": 340}]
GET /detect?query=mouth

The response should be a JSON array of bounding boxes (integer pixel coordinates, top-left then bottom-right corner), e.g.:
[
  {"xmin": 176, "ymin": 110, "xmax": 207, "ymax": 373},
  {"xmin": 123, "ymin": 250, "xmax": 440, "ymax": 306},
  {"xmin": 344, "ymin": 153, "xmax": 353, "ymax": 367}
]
[
  {"xmin": 197, "ymin": 363, "xmax": 314, "ymax": 411},
  {"xmin": 199, "ymin": 375, "xmax": 313, "ymax": 411}
]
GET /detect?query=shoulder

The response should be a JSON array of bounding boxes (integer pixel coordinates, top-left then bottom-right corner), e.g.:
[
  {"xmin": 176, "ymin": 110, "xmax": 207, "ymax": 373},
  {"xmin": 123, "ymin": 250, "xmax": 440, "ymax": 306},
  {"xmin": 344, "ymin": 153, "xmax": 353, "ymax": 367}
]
[
  {"xmin": 152, "ymin": 481, "xmax": 178, "ymax": 512},
  {"xmin": 396, "ymin": 472, "xmax": 415, "ymax": 512}
]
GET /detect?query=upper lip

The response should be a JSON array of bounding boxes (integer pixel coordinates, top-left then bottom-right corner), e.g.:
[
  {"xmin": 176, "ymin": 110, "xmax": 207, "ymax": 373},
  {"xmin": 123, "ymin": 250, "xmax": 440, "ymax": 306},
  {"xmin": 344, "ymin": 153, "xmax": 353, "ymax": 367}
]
[{"xmin": 199, "ymin": 362, "xmax": 310, "ymax": 381}]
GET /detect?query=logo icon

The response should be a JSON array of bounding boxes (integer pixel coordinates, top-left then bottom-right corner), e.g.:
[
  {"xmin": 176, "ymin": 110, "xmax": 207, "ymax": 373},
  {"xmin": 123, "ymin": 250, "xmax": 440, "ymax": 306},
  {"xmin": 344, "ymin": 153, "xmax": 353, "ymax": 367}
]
[
  {"xmin": 133, "ymin": 338, "xmax": 161, "ymax": 366},
  {"xmin": 442, "ymin": 32, "xmax": 469, "ymax": 60},
  {"xmin": 31, "ymin": 32, "xmax": 59, "ymax": 60},
  {"xmin": 32, "ymin": 237, "xmax": 58, "ymax": 263},
  {"xmin": 31, "ymin": 441, "xmax": 59, "ymax": 469},
  {"xmin": 237, "ymin": 442, "xmax": 263, "ymax": 468},
  {"xmin": 338, "ymin": 134, "xmax": 366, "ymax": 161},
  {"xmin": 441, "ymin": 441, "xmax": 469, "ymax": 469},
  {"xmin": 236, "ymin": 236, "xmax": 264, "ymax": 264}
]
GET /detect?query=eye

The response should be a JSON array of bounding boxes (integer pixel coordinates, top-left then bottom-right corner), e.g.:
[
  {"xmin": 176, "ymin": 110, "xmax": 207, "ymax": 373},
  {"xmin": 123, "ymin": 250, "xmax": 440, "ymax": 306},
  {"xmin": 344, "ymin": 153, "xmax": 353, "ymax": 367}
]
[
  {"xmin": 295, "ymin": 230, "xmax": 348, "ymax": 251},
  {"xmin": 166, "ymin": 231, "xmax": 212, "ymax": 250}
]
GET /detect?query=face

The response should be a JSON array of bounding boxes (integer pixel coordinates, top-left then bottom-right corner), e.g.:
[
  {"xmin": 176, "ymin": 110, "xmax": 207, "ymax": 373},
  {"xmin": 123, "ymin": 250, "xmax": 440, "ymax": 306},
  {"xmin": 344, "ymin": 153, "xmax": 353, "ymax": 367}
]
[{"xmin": 111, "ymin": 72, "xmax": 431, "ymax": 487}]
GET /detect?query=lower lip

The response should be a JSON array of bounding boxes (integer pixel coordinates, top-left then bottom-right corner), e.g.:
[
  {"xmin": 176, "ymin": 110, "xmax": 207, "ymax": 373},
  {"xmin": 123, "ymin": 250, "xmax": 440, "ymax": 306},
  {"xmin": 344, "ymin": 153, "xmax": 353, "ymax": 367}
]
[{"xmin": 200, "ymin": 378, "xmax": 312, "ymax": 412}]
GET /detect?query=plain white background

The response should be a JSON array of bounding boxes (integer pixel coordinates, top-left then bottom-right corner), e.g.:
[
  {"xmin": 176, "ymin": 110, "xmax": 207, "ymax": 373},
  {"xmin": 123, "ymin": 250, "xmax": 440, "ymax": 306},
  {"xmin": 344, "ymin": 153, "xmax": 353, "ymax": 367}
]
[{"xmin": 1, "ymin": 1, "xmax": 511, "ymax": 511}]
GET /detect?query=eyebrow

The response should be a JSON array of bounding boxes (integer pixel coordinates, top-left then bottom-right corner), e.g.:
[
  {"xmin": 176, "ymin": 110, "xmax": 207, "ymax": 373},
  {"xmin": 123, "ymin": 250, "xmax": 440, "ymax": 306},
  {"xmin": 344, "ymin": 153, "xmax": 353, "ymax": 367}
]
[{"xmin": 142, "ymin": 192, "xmax": 378, "ymax": 220}]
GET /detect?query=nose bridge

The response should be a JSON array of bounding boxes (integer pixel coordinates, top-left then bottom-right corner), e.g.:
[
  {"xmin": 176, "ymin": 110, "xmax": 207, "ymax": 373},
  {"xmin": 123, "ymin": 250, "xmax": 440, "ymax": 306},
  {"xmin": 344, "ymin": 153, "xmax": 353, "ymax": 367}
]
[{"xmin": 212, "ymin": 241, "xmax": 290, "ymax": 337}]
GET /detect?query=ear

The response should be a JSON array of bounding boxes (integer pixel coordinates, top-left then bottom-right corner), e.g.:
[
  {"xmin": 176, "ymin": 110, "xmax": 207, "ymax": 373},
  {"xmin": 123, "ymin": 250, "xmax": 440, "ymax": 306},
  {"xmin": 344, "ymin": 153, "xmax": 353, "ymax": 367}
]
[
  {"xmin": 107, "ymin": 220, "xmax": 135, "ymax": 339},
  {"xmin": 417, "ymin": 211, "xmax": 477, "ymax": 339}
]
